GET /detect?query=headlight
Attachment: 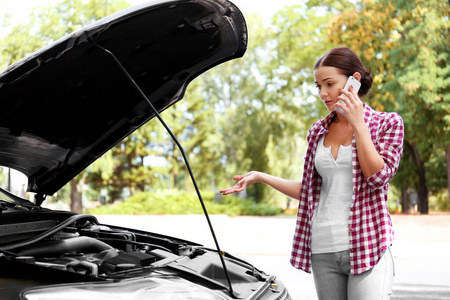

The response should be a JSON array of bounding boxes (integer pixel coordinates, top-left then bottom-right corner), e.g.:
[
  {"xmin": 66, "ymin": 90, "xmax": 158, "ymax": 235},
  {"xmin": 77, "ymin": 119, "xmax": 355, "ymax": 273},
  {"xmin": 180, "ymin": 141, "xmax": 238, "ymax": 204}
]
[{"xmin": 22, "ymin": 276, "xmax": 227, "ymax": 300}]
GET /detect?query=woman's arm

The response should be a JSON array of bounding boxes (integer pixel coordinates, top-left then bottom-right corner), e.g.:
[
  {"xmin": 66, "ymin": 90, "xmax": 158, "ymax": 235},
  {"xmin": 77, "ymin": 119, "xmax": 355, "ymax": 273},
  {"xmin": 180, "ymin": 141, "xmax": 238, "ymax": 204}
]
[
  {"xmin": 219, "ymin": 171, "xmax": 301, "ymax": 200},
  {"xmin": 339, "ymin": 86, "xmax": 385, "ymax": 178},
  {"xmin": 353, "ymin": 123, "xmax": 385, "ymax": 178}
]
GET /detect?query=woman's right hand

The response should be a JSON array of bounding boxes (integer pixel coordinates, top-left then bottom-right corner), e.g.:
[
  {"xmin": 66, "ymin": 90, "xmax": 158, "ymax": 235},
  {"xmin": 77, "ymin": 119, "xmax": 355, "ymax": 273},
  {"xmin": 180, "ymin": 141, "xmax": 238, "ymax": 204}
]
[{"xmin": 219, "ymin": 171, "xmax": 261, "ymax": 195}]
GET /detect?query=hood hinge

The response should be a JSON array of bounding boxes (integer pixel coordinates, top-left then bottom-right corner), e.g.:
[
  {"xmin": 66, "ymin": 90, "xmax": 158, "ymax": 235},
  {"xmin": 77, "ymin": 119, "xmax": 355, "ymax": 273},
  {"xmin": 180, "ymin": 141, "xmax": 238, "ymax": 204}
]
[{"xmin": 35, "ymin": 193, "xmax": 46, "ymax": 207}]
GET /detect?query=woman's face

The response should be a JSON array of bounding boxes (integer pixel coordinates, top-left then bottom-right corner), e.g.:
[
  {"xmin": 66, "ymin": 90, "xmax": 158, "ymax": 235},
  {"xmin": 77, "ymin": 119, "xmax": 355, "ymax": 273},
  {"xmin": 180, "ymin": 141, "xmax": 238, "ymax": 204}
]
[{"xmin": 314, "ymin": 66, "xmax": 348, "ymax": 112}]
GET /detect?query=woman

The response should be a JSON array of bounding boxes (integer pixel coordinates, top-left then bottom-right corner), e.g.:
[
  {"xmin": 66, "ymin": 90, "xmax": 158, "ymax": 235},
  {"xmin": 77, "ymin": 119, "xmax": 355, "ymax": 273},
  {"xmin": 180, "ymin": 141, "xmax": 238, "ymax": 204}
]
[{"xmin": 220, "ymin": 47, "xmax": 404, "ymax": 300}]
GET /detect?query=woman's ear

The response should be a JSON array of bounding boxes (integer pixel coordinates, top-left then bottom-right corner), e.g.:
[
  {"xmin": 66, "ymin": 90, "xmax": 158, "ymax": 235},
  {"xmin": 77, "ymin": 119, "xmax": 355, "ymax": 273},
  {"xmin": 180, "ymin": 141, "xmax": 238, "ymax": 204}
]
[{"xmin": 353, "ymin": 72, "xmax": 361, "ymax": 81}]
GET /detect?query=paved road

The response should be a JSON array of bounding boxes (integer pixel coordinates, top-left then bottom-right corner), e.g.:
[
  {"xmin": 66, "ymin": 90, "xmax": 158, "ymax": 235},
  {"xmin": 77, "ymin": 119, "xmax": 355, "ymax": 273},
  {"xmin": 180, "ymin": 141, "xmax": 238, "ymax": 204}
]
[{"xmin": 96, "ymin": 214, "xmax": 450, "ymax": 300}]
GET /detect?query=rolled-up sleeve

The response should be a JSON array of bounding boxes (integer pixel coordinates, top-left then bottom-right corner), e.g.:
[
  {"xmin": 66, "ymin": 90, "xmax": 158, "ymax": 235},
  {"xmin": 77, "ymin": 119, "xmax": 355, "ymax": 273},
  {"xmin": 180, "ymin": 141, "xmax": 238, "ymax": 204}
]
[{"xmin": 366, "ymin": 113, "xmax": 404, "ymax": 190}]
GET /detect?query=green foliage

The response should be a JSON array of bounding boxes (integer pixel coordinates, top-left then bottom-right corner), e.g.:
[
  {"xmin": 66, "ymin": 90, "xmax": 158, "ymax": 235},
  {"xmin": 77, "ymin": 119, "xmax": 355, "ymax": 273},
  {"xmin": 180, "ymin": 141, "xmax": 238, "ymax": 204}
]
[
  {"xmin": 194, "ymin": 13, "xmax": 311, "ymax": 204},
  {"xmin": 324, "ymin": 0, "xmax": 450, "ymax": 212},
  {"xmin": 387, "ymin": 185, "xmax": 401, "ymax": 214},
  {"xmin": 269, "ymin": 4, "xmax": 331, "ymax": 125},
  {"xmin": 0, "ymin": 167, "xmax": 7, "ymax": 187},
  {"xmin": 86, "ymin": 76, "xmax": 220, "ymax": 201},
  {"xmin": 0, "ymin": 0, "xmax": 130, "ymax": 69},
  {"xmin": 85, "ymin": 190, "xmax": 284, "ymax": 216},
  {"xmin": 84, "ymin": 186, "xmax": 100, "ymax": 203},
  {"xmin": 218, "ymin": 195, "xmax": 285, "ymax": 216},
  {"xmin": 429, "ymin": 191, "xmax": 450, "ymax": 212},
  {"xmin": 1, "ymin": 0, "xmax": 448, "ymax": 213}
]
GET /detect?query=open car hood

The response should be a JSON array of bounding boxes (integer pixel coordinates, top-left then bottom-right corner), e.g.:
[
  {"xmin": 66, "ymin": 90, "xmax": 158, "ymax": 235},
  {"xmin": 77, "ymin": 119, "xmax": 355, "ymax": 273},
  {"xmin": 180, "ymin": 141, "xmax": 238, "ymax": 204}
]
[{"xmin": 0, "ymin": 0, "xmax": 247, "ymax": 197}]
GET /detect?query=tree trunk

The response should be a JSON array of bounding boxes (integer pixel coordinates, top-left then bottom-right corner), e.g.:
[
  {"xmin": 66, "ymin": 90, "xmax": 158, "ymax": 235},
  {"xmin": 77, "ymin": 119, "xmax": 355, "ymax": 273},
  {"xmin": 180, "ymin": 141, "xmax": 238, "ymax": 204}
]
[
  {"xmin": 70, "ymin": 178, "xmax": 83, "ymax": 213},
  {"xmin": 409, "ymin": 142, "xmax": 428, "ymax": 214},
  {"xmin": 401, "ymin": 188, "xmax": 411, "ymax": 214}
]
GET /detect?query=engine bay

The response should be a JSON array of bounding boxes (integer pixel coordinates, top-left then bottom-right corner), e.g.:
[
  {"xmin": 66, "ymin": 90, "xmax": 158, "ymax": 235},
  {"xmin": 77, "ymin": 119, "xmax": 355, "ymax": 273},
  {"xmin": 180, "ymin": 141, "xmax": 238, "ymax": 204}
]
[
  {"xmin": 1, "ymin": 212, "xmax": 207, "ymax": 275},
  {"xmin": 0, "ymin": 212, "xmax": 271, "ymax": 293},
  {"xmin": 0, "ymin": 185, "xmax": 289, "ymax": 300},
  {"xmin": 12, "ymin": 224, "xmax": 170, "ymax": 278}
]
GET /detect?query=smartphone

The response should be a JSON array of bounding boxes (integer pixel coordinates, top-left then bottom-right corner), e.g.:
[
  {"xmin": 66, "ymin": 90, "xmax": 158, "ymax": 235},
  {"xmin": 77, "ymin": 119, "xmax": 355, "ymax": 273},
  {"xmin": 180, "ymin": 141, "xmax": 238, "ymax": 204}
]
[{"xmin": 335, "ymin": 76, "xmax": 361, "ymax": 116}]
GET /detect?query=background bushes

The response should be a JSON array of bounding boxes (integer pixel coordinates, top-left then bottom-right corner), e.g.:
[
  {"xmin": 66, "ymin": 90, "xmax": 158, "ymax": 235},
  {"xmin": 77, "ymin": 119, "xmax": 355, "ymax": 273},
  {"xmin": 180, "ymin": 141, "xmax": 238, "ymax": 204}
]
[{"xmin": 85, "ymin": 190, "xmax": 284, "ymax": 216}]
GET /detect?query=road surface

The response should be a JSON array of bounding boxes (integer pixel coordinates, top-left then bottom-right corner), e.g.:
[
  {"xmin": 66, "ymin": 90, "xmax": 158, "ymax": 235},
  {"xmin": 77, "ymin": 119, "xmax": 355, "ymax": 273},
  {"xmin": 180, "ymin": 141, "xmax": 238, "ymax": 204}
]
[{"xmin": 96, "ymin": 214, "xmax": 450, "ymax": 300}]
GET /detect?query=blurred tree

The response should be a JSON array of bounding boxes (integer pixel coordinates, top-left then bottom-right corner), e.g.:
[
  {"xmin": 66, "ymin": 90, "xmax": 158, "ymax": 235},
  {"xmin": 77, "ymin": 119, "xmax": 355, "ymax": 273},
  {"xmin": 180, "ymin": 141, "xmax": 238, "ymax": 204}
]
[
  {"xmin": 325, "ymin": 0, "xmax": 450, "ymax": 213},
  {"xmin": 194, "ymin": 13, "xmax": 309, "ymax": 203},
  {"xmin": 86, "ymin": 72, "xmax": 219, "ymax": 201},
  {"xmin": 184, "ymin": 79, "xmax": 226, "ymax": 193},
  {"xmin": 164, "ymin": 80, "xmax": 219, "ymax": 192},
  {"xmin": 269, "ymin": 3, "xmax": 335, "ymax": 126},
  {"xmin": 87, "ymin": 124, "xmax": 158, "ymax": 202},
  {"xmin": 241, "ymin": 3, "xmax": 343, "ymax": 205}
]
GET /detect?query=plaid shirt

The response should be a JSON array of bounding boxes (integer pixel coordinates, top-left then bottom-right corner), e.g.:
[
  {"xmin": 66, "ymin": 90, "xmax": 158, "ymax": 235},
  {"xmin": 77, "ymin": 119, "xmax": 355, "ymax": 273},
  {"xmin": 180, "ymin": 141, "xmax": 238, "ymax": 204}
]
[{"xmin": 290, "ymin": 104, "xmax": 404, "ymax": 275}]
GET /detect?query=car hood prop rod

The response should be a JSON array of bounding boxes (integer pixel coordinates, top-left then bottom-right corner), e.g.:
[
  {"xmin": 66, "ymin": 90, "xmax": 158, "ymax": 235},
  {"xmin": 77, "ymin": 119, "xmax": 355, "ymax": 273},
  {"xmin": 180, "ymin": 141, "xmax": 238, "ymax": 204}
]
[{"xmin": 88, "ymin": 38, "xmax": 238, "ymax": 299}]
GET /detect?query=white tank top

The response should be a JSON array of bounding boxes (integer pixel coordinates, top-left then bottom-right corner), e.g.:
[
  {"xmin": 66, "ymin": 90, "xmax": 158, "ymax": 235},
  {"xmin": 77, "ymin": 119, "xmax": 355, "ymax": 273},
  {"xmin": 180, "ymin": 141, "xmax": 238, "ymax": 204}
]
[{"xmin": 311, "ymin": 135, "xmax": 353, "ymax": 254}]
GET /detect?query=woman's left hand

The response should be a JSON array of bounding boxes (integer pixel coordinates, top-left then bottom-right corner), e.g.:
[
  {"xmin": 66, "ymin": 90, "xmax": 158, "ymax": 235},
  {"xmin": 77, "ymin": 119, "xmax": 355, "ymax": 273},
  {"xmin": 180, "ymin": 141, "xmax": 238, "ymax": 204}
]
[{"xmin": 337, "ymin": 85, "xmax": 365, "ymax": 129}]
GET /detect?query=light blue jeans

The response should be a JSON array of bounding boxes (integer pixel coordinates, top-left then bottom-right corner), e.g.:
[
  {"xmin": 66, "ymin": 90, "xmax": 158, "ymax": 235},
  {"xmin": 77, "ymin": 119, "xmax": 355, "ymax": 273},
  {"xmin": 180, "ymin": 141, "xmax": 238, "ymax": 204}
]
[{"xmin": 311, "ymin": 248, "xmax": 394, "ymax": 300}]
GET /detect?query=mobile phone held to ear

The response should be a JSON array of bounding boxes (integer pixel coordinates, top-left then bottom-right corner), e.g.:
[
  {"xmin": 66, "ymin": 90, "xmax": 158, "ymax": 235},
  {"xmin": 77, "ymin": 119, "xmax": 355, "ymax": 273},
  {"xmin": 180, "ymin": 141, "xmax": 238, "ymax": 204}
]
[{"xmin": 335, "ymin": 76, "xmax": 361, "ymax": 117}]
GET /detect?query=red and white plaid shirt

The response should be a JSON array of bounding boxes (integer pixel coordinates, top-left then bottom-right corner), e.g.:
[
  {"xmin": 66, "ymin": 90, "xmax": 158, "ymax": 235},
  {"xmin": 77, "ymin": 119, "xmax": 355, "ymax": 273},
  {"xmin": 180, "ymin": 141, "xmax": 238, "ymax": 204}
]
[{"xmin": 290, "ymin": 104, "xmax": 404, "ymax": 275}]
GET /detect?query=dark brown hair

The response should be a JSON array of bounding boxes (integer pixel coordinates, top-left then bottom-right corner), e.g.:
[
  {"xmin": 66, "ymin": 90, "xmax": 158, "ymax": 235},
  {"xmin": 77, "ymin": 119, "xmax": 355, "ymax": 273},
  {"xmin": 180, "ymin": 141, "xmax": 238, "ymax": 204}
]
[{"xmin": 314, "ymin": 47, "xmax": 373, "ymax": 97}]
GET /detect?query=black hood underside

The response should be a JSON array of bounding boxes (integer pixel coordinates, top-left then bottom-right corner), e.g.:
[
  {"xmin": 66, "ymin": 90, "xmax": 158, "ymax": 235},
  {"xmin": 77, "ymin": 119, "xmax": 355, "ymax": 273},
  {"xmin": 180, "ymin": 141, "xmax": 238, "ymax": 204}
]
[{"xmin": 0, "ymin": 0, "xmax": 247, "ymax": 198}]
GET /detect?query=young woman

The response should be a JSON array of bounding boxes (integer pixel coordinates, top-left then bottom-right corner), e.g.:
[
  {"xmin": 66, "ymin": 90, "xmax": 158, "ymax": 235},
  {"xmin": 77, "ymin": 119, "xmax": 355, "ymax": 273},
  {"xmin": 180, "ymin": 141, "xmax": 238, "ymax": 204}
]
[{"xmin": 220, "ymin": 47, "xmax": 404, "ymax": 300}]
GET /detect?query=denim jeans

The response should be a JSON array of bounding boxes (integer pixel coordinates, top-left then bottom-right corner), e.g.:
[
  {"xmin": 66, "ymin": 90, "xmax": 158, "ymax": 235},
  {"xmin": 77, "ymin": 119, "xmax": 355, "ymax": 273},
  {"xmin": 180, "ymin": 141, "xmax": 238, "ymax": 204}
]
[{"xmin": 311, "ymin": 248, "xmax": 394, "ymax": 300}]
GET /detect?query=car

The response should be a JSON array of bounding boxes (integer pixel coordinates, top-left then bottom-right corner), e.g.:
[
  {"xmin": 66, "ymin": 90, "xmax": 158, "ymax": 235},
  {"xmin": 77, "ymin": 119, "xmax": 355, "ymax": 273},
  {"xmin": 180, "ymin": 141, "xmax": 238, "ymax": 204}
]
[{"xmin": 0, "ymin": 0, "xmax": 292, "ymax": 299}]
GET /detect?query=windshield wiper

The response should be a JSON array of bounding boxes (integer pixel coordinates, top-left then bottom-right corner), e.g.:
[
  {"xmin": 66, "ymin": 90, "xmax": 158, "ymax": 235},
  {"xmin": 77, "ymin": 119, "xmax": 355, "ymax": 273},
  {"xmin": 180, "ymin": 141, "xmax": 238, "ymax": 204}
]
[
  {"xmin": 0, "ymin": 187, "xmax": 40, "ymax": 210},
  {"xmin": 89, "ymin": 38, "xmax": 238, "ymax": 298}
]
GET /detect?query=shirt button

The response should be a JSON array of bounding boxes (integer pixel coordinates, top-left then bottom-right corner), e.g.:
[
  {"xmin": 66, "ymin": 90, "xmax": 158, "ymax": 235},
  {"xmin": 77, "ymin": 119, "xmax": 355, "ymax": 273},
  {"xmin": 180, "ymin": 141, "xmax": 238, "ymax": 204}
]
[
  {"xmin": 353, "ymin": 188, "xmax": 357, "ymax": 192},
  {"xmin": 348, "ymin": 228, "xmax": 352, "ymax": 232},
  {"xmin": 350, "ymin": 249, "xmax": 354, "ymax": 253}
]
